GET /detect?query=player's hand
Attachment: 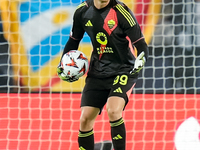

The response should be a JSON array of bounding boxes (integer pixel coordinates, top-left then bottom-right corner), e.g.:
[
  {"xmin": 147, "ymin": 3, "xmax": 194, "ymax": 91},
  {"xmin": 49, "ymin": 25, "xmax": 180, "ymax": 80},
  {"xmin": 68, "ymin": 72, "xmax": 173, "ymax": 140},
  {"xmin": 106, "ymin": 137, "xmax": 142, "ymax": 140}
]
[
  {"xmin": 57, "ymin": 63, "xmax": 79, "ymax": 82},
  {"xmin": 130, "ymin": 51, "xmax": 146, "ymax": 75},
  {"xmin": 57, "ymin": 63, "xmax": 68, "ymax": 81}
]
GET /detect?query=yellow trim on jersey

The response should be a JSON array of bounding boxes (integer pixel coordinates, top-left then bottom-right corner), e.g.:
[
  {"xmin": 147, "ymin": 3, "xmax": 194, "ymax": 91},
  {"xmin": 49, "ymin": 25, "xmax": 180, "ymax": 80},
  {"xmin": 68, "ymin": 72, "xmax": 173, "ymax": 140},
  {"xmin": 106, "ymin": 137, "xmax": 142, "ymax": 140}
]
[
  {"xmin": 76, "ymin": 2, "xmax": 86, "ymax": 10},
  {"xmin": 116, "ymin": 4, "xmax": 136, "ymax": 27}
]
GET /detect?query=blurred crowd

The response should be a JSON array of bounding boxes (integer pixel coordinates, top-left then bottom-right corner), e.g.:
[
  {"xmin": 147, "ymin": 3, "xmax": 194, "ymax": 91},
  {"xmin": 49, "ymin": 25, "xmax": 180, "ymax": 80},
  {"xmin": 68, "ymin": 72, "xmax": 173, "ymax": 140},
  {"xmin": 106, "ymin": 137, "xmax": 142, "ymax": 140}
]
[{"xmin": 0, "ymin": 0, "xmax": 200, "ymax": 93}]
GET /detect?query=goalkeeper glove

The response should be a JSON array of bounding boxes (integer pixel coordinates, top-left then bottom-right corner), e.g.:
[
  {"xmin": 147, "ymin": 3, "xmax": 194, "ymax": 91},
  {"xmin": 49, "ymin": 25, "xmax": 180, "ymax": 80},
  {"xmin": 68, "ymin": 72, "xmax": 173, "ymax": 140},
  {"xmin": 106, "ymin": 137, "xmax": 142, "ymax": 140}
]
[
  {"xmin": 57, "ymin": 63, "xmax": 79, "ymax": 82},
  {"xmin": 130, "ymin": 51, "xmax": 146, "ymax": 75}
]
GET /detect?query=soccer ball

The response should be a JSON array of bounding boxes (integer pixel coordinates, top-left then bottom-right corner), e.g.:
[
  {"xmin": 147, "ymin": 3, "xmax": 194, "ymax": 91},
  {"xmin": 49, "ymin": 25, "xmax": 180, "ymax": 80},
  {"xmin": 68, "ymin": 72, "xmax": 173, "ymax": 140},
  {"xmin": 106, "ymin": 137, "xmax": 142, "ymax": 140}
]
[{"xmin": 61, "ymin": 50, "xmax": 89, "ymax": 78}]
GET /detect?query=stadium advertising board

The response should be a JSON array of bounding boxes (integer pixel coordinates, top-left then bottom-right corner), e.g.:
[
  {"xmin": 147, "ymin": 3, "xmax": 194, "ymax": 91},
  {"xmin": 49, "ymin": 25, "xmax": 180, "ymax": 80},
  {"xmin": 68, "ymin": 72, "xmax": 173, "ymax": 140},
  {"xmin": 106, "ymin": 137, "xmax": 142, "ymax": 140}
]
[{"xmin": 0, "ymin": 94, "xmax": 199, "ymax": 150}]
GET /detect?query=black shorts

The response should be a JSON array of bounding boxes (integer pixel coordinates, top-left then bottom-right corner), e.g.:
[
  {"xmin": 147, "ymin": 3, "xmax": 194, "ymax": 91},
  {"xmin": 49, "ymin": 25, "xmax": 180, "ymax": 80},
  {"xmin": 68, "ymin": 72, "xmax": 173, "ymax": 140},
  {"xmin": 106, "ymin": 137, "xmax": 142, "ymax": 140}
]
[{"xmin": 81, "ymin": 73, "xmax": 138, "ymax": 114}]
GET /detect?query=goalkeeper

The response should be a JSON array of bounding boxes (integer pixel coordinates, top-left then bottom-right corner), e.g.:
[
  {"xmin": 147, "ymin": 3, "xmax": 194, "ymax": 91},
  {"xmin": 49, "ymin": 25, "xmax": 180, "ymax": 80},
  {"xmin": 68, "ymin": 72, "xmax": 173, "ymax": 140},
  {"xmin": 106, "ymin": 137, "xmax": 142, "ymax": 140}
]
[{"xmin": 57, "ymin": 0, "xmax": 149, "ymax": 149}]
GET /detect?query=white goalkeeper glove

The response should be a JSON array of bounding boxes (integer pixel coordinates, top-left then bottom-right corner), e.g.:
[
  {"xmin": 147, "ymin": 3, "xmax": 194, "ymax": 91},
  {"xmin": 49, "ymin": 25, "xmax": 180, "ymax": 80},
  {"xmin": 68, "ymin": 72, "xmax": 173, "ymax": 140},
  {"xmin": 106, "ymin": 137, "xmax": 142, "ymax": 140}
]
[{"xmin": 130, "ymin": 51, "xmax": 146, "ymax": 75}]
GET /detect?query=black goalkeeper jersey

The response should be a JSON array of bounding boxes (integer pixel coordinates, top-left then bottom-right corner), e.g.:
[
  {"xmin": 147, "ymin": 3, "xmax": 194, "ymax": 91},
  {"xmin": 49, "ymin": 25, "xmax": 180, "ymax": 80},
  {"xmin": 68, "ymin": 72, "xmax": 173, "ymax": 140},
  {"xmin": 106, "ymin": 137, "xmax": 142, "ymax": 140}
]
[{"xmin": 66, "ymin": 0, "xmax": 145, "ymax": 78}]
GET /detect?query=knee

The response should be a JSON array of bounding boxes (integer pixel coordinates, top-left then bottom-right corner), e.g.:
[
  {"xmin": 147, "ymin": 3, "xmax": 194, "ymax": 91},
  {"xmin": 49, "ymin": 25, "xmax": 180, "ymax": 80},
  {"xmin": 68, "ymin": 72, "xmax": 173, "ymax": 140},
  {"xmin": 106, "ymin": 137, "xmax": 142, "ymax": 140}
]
[
  {"xmin": 79, "ymin": 114, "xmax": 97, "ymax": 131},
  {"xmin": 106, "ymin": 107, "xmax": 122, "ymax": 121},
  {"xmin": 79, "ymin": 115, "xmax": 94, "ymax": 126},
  {"xmin": 106, "ymin": 97, "xmax": 125, "ymax": 121},
  {"xmin": 79, "ymin": 107, "xmax": 99, "ymax": 131}
]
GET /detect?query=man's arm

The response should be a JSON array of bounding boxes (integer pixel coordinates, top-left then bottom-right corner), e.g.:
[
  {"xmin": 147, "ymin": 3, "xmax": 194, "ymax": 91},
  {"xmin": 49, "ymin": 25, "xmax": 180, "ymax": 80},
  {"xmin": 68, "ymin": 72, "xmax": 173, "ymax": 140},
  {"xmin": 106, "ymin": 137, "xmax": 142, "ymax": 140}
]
[
  {"xmin": 61, "ymin": 7, "xmax": 85, "ymax": 59},
  {"xmin": 61, "ymin": 36, "xmax": 81, "ymax": 58},
  {"xmin": 57, "ymin": 7, "xmax": 85, "ymax": 82},
  {"xmin": 134, "ymin": 38, "xmax": 149, "ymax": 60},
  {"xmin": 116, "ymin": 3, "xmax": 149, "ymax": 74},
  {"xmin": 129, "ymin": 38, "xmax": 149, "ymax": 75},
  {"xmin": 116, "ymin": 3, "xmax": 148, "ymax": 60}
]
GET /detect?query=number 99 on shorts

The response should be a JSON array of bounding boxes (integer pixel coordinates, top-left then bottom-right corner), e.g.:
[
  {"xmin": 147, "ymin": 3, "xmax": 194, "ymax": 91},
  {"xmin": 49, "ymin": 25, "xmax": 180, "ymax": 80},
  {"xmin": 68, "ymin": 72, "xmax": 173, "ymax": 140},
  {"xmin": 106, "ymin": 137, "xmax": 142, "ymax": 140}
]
[{"xmin": 113, "ymin": 75, "xmax": 128, "ymax": 86}]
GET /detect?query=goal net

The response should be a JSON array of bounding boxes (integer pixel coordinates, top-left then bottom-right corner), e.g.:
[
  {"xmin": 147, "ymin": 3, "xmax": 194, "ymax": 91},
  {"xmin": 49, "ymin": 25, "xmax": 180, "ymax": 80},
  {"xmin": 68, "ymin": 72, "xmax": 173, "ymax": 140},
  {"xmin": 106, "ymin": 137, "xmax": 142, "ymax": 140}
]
[{"xmin": 0, "ymin": 0, "xmax": 200, "ymax": 150}]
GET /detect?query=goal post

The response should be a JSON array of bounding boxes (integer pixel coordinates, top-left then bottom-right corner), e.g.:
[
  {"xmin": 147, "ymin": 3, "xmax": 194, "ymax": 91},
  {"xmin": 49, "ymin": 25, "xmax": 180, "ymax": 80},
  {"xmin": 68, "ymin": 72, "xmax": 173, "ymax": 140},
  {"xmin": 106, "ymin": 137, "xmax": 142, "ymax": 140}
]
[{"xmin": 0, "ymin": 0, "xmax": 200, "ymax": 150}]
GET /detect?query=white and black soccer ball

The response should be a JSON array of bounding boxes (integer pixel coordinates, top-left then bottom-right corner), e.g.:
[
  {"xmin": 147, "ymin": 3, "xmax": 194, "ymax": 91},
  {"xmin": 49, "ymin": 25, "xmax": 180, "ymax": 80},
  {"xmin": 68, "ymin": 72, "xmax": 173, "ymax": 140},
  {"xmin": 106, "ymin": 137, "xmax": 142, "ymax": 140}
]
[{"xmin": 61, "ymin": 50, "xmax": 89, "ymax": 78}]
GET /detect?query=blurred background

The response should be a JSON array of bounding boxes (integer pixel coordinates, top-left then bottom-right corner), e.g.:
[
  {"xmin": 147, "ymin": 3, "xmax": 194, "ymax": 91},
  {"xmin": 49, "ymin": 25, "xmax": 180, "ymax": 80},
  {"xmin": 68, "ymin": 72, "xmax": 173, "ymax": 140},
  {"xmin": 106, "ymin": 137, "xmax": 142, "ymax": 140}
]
[
  {"xmin": 0, "ymin": 1, "xmax": 200, "ymax": 150},
  {"xmin": 135, "ymin": 0, "xmax": 200, "ymax": 94},
  {"xmin": 0, "ymin": 0, "xmax": 200, "ymax": 94}
]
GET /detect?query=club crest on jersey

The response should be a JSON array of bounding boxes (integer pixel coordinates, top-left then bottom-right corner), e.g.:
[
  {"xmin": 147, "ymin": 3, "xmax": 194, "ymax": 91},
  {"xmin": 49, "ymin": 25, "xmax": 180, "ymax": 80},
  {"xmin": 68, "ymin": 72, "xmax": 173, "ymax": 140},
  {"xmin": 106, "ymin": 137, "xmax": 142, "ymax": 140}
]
[{"xmin": 107, "ymin": 19, "xmax": 115, "ymax": 29}]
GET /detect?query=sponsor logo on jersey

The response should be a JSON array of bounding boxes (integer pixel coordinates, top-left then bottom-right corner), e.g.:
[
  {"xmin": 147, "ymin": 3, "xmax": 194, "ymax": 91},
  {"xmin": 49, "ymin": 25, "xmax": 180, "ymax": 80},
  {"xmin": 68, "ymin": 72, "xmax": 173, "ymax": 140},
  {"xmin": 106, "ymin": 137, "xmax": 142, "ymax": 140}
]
[
  {"xmin": 96, "ymin": 47, "xmax": 113, "ymax": 54},
  {"xmin": 96, "ymin": 32, "xmax": 109, "ymax": 59},
  {"xmin": 85, "ymin": 20, "xmax": 93, "ymax": 26},
  {"xmin": 108, "ymin": 19, "xmax": 115, "ymax": 29},
  {"xmin": 96, "ymin": 32, "xmax": 107, "ymax": 45}
]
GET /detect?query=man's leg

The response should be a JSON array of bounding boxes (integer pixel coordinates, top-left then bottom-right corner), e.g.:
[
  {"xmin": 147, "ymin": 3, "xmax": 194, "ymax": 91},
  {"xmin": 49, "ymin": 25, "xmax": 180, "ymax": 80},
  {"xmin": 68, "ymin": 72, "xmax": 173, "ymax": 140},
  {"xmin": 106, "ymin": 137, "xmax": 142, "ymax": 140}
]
[
  {"xmin": 106, "ymin": 96, "xmax": 126, "ymax": 150},
  {"xmin": 78, "ymin": 106, "xmax": 100, "ymax": 150}
]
